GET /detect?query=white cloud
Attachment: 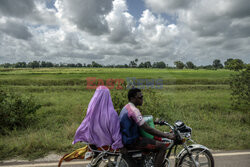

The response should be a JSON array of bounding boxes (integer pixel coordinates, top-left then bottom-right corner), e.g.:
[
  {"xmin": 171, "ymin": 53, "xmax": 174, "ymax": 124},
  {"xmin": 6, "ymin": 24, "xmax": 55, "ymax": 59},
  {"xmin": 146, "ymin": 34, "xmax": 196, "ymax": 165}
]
[
  {"xmin": 55, "ymin": 0, "xmax": 113, "ymax": 35},
  {"xmin": 106, "ymin": 0, "xmax": 136, "ymax": 43},
  {"xmin": 143, "ymin": 0, "xmax": 250, "ymax": 64},
  {"xmin": 0, "ymin": 0, "xmax": 249, "ymax": 65},
  {"xmin": 137, "ymin": 10, "xmax": 179, "ymax": 46}
]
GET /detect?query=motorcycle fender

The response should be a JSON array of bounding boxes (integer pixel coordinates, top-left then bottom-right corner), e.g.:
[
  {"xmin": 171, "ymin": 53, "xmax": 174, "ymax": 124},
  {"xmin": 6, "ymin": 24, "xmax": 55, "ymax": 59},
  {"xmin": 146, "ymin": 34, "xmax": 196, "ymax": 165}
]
[{"xmin": 175, "ymin": 144, "xmax": 210, "ymax": 162}]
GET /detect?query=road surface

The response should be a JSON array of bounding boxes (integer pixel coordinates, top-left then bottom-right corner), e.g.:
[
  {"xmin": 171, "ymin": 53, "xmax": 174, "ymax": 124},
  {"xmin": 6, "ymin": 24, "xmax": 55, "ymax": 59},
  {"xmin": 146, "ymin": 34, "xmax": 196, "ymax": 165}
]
[{"xmin": 0, "ymin": 150, "xmax": 249, "ymax": 167}]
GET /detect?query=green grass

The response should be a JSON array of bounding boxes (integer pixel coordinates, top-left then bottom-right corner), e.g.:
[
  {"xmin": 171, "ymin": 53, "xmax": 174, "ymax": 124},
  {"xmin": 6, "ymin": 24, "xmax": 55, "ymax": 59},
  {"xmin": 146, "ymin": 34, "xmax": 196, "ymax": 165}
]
[
  {"xmin": 0, "ymin": 68, "xmax": 235, "ymax": 85},
  {"xmin": 0, "ymin": 88, "xmax": 92, "ymax": 160},
  {"xmin": 156, "ymin": 88, "xmax": 250, "ymax": 150},
  {"xmin": 0, "ymin": 68, "xmax": 249, "ymax": 160}
]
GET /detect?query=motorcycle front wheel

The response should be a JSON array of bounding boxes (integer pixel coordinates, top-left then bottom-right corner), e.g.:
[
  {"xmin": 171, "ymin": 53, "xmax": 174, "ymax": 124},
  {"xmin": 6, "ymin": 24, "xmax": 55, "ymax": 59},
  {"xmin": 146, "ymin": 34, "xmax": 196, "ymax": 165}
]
[{"xmin": 177, "ymin": 148, "xmax": 214, "ymax": 167}]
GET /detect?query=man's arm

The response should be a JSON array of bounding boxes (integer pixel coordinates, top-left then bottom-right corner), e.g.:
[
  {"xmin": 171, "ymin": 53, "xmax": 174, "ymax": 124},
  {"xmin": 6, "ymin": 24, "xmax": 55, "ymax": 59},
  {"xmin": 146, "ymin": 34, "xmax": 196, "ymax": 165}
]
[{"xmin": 140, "ymin": 122, "xmax": 175, "ymax": 140}]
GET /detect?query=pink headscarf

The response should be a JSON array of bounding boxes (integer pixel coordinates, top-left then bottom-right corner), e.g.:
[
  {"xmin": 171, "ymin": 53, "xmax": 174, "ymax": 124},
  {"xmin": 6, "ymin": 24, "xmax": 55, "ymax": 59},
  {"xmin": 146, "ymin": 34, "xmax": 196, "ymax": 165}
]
[{"xmin": 73, "ymin": 86, "xmax": 123, "ymax": 149}]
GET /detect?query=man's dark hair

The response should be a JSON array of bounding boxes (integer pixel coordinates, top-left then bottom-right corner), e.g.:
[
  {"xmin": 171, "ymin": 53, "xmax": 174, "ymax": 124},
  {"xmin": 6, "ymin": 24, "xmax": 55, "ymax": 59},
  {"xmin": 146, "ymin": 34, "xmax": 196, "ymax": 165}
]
[{"xmin": 128, "ymin": 88, "xmax": 141, "ymax": 101}]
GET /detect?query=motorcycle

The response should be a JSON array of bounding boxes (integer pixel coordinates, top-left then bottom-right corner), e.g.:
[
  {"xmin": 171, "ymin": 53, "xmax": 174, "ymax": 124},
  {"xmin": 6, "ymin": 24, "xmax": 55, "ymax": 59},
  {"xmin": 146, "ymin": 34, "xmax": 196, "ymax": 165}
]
[{"xmin": 84, "ymin": 120, "xmax": 214, "ymax": 167}]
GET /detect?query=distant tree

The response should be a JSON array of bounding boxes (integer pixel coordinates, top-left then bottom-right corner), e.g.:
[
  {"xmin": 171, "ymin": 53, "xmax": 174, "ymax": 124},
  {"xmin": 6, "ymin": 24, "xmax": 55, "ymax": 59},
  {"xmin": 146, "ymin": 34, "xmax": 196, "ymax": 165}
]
[
  {"xmin": 186, "ymin": 61, "xmax": 196, "ymax": 69},
  {"xmin": 28, "ymin": 61, "xmax": 40, "ymax": 69},
  {"xmin": 212, "ymin": 59, "xmax": 223, "ymax": 69},
  {"xmin": 60, "ymin": 63, "xmax": 67, "ymax": 67},
  {"xmin": 130, "ymin": 59, "xmax": 138, "ymax": 68},
  {"xmin": 76, "ymin": 63, "xmax": 82, "ymax": 67},
  {"xmin": 144, "ymin": 61, "xmax": 152, "ymax": 68},
  {"xmin": 152, "ymin": 62, "xmax": 156, "ymax": 68},
  {"xmin": 225, "ymin": 59, "xmax": 244, "ymax": 71},
  {"xmin": 138, "ymin": 61, "xmax": 152, "ymax": 68},
  {"xmin": 41, "ymin": 61, "xmax": 53, "ymax": 68},
  {"xmin": 47, "ymin": 62, "xmax": 54, "ymax": 67},
  {"xmin": 15, "ymin": 62, "xmax": 26, "ymax": 68},
  {"xmin": 3, "ymin": 63, "xmax": 12, "ymax": 68},
  {"xmin": 224, "ymin": 58, "xmax": 234, "ymax": 67},
  {"xmin": 156, "ymin": 61, "xmax": 166, "ymax": 68},
  {"xmin": 174, "ymin": 61, "xmax": 185, "ymax": 69},
  {"xmin": 135, "ymin": 59, "xmax": 138, "ymax": 64},
  {"xmin": 129, "ymin": 60, "xmax": 137, "ymax": 68},
  {"xmin": 92, "ymin": 61, "xmax": 102, "ymax": 67},
  {"xmin": 138, "ymin": 62, "xmax": 145, "ymax": 68},
  {"xmin": 41, "ymin": 61, "xmax": 46, "ymax": 67}
]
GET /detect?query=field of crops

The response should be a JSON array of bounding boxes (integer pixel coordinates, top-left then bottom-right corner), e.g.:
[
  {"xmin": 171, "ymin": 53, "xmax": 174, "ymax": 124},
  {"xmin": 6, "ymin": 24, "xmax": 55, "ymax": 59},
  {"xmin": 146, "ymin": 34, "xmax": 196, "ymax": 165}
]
[
  {"xmin": 0, "ymin": 68, "xmax": 249, "ymax": 160},
  {"xmin": 0, "ymin": 68, "xmax": 235, "ymax": 85}
]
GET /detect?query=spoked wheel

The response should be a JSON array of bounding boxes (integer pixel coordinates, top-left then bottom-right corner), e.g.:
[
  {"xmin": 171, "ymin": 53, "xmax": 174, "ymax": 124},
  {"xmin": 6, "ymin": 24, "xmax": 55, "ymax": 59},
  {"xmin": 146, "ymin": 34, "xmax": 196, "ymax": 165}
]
[
  {"xmin": 95, "ymin": 156, "xmax": 134, "ymax": 167},
  {"xmin": 178, "ymin": 148, "xmax": 214, "ymax": 167}
]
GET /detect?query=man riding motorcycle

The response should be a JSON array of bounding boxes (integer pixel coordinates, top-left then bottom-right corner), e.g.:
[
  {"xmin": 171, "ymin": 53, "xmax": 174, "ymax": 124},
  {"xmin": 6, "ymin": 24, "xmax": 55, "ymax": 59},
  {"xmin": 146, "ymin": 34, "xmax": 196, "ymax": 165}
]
[{"xmin": 119, "ymin": 88, "xmax": 175, "ymax": 167}]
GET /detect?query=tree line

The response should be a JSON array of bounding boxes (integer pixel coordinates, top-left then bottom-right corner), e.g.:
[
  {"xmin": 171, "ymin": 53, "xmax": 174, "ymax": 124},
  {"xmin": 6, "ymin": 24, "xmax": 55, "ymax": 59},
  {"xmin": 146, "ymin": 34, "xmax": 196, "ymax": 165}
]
[{"xmin": 0, "ymin": 58, "xmax": 248, "ymax": 71}]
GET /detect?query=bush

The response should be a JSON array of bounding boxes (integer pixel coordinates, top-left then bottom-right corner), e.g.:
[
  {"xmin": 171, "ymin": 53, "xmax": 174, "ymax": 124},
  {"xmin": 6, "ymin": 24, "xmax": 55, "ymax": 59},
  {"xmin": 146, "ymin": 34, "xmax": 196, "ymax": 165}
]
[
  {"xmin": 111, "ymin": 89, "xmax": 127, "ymax": 114},
  {"xmin": 229, "ymin": 65, "xmax": 250, "ymax": 111},
  {"xmin": 225, "ymin": 59, "xmax": 244, "ymax": 71},
  {"xmin": 0, "ymin": 89, "xmax": 41, "ymax": 135}
]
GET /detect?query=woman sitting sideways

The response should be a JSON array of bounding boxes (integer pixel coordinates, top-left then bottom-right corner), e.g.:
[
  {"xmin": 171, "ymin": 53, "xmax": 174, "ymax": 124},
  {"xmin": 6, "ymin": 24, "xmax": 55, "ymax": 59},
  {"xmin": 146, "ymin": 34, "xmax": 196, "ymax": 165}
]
[{"xmin": 72, "ymin": 86, "xmax": 123, "ymax": 150}]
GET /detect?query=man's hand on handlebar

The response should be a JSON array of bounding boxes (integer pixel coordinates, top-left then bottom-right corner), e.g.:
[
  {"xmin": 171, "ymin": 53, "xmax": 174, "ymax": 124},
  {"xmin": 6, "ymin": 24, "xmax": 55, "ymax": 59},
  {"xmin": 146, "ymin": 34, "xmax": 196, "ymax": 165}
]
[{"xmin": 164, "ymin": 132, "xmax": 176, "ymax": 140}]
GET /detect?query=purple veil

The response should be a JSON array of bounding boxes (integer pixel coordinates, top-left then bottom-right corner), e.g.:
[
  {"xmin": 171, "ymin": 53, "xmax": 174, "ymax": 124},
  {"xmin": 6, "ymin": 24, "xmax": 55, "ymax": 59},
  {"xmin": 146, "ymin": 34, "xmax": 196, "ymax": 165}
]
[{"xmin": 72, "ymin": 86, "xmax": 123, "ymax": 149}]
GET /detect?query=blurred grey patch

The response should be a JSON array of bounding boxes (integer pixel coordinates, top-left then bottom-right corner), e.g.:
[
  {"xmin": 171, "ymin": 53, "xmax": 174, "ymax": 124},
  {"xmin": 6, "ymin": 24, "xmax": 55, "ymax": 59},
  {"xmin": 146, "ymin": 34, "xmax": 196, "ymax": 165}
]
[
  {"xmin": 126, "ymin": 77, "xmax": 163, "ymax": 89},
  {"xmin": 146, "ymin": 79, "xmax": 155, "ymax": 89},
  {"xmin": 155, "ymin": 79, "xmax": 163, "ymax": 89}
]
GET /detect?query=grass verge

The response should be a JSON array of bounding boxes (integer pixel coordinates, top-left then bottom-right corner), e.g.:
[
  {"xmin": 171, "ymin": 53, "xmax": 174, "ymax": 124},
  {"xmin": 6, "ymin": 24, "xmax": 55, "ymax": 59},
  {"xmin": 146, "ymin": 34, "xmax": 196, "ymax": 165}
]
[{"xmin": 0, "ymin": 85, "xmax": 249, "ymax": 160}]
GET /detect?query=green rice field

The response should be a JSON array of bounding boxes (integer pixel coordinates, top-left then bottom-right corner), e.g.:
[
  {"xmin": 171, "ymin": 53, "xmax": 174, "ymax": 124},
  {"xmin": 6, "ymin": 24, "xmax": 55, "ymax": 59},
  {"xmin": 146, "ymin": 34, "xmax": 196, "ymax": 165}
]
[{"xmin": 0, "ymin": 68, "xmax": 249, "ymax": 160}]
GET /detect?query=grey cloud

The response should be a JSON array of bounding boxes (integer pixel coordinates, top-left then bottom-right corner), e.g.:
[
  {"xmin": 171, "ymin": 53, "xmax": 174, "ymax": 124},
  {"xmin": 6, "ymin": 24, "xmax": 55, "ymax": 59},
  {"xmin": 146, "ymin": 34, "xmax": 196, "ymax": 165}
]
[
  {"xmin": 0, "ymin": 21, "xmax": 33, "ymax": 40},
  {"xmin": 226, "ymin": 18, "xmax": 250, "ymax": 38},
  {"xmin": 160, "ymin": 0, "xmax": 194, "ymax": 9},
  {"xmin": 63, "ymin": 33, "xmax": 89, "ymax": 50},
  {"xmin": 84, "ymin": 54, "xmax": 105, "ymax": 60},
  {"xmin": 109, "ymin": 26, "xmax": 136, "ymax": 44},
  {"xmin": 144, "ymin": 0, "xmax": 195, "ymax": 13},
  {"xmin": 190, "ymin": 15, "xmax": 250, "ymax": 40},
  {"xmin": 222, "ymin": 40, "xmax": 242, "ymax": 51},
  {"xmin": 195, "ymin": 18, "xmax": 230, "ymax": 37},
  {"xmin": 226, "ymin": 0, "xmax": 250, "ymax": 18},
  {"xmin": 203, "ymin": 37, "xmax": 224, "ymax": 46},
  {"xmin": 177, "ymin": 0, "xmax": 250, "ymax": 44},
  {"xmin": 0, "ymin": 0, "xmax": 35, "ymax": 18},
  {"xmin": 59, "ymin": 0, "xmax": 113, "ymax": 35},
  {"xmin": 96, "ymin": 44, "xmax": 137, "ymax": 57},
  {"xmin": 0, "ymin": 0, "xmax": 57, "ymax": 25},
  {"xmin": 55, "ymin": 51, "xmax": 105, "ymax": 60}
]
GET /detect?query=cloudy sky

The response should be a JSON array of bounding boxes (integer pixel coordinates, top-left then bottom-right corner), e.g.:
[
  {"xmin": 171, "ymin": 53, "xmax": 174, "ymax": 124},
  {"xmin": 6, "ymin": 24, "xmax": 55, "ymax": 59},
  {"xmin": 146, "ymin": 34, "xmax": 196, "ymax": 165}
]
[{"xmin": 0, "ymin": 0, "xmax": 250, "ymax": 66}]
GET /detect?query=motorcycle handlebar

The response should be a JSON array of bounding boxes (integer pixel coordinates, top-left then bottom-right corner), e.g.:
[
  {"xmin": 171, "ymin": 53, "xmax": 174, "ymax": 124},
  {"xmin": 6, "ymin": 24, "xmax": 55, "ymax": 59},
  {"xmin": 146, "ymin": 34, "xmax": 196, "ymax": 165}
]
[
  {"xmin": 153, "ymin": 121, "xmax": 164, "ymax": 125},
  {"xmin": 154, "ymin": 121, "xmax": 174, "ymax": 130},
  {"xmin": 154, "ymin": 121, "xmax": 183, "ymax": 143},
  {"xmin": 154, "ymin": 120, "xmax": 192, "ymax": 145}
]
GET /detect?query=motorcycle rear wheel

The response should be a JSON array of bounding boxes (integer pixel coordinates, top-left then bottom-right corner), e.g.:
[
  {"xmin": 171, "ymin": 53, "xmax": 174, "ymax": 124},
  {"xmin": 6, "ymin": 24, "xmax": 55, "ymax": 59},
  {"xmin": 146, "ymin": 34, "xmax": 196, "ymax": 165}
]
[{"xmin": 177, "ymin": 148, "xmax": 214, "ymax": 167}]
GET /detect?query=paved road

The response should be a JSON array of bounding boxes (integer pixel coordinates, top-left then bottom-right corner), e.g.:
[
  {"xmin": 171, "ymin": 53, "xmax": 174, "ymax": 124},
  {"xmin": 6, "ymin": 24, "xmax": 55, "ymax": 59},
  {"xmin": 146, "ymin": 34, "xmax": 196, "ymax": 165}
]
[{"xmin": 1, "ymin": 150, "xmax": 249, "ymax": 167}]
